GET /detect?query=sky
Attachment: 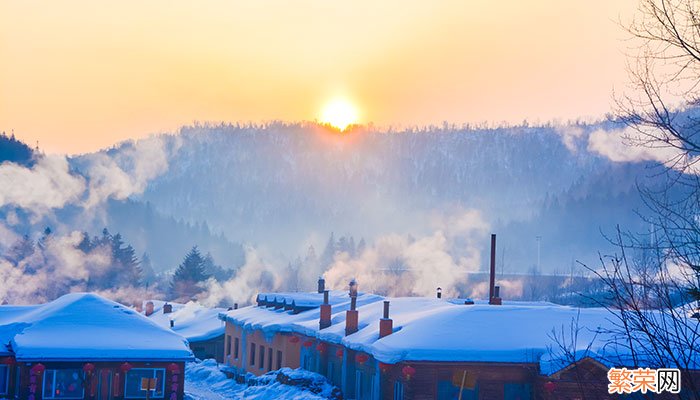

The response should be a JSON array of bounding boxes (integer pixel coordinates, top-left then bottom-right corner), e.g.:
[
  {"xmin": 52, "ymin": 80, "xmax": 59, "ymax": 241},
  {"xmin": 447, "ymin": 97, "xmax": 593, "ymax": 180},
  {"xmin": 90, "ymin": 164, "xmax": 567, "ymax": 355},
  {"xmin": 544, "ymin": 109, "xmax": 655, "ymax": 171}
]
[{"xmin": 1, "ymin": 1, "xmax": 637, "ymax": 154}]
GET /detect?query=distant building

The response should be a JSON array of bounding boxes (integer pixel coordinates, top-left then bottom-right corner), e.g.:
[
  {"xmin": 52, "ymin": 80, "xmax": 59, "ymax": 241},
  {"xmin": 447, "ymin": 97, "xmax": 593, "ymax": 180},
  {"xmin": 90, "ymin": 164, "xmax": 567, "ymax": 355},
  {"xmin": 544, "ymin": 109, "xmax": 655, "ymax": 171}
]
[
  {"xmin": 143, "ymin": 300, "xmax": 226, "ymax": 363},
  {"xmin": 0, "ymin": 293, "xmax": 193, "ymax": 400}
]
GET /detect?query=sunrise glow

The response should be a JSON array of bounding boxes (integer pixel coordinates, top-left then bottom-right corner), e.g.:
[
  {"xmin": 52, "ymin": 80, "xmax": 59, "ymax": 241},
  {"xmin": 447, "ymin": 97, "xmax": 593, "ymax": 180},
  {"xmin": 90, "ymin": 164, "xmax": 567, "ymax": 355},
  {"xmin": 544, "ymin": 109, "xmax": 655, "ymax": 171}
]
[{"xmin": 320, "ymin": 99, "xmax": 359, "ymax": 131}]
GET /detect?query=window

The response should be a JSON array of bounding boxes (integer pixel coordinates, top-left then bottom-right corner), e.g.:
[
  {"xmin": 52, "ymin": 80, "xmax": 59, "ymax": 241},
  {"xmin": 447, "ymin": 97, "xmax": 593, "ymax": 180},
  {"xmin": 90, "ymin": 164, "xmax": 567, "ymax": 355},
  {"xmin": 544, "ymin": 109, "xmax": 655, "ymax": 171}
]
[
  {"xmin": 0, "ymin": 365, "xmax": 8, "ymax": 395},
  {"xmin": 276, "ymin": 350, "xmax": 282, "ymax": 370},
  {"xmin": 42, "ymin": 369, "xmax": 85, "ymax": 399},
  {"xmin": 393, "ymin": 381, "xmax": 404, "ymax": 400},
  {"xmin": 124, "ymin": 368, "xmax": 165, "ymax": 399},
  {"xmin": 250, "ymin": 343, "xmax": 256, "ymax": 366},
  {"xmin": 225, "ymin": 335, "xmax": 231, "ymax": 357},
  {"xmin": 267, "ymin": 348, "xmax": 273, "ymax": 371},
  {"xmin": 259, "ymin": 346, "xmax": 265, "ymax": 370},
  {"xmin": 234, "ymin": 337, "xmax": 240, "ymax": 359}
]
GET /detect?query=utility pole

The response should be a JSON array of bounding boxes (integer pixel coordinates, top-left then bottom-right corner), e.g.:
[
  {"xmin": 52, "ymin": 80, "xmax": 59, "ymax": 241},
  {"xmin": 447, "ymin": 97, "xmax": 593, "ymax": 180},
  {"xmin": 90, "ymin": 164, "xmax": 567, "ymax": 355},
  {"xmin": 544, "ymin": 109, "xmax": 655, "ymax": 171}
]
[{"xmin": 536, "ymin": 236, "xmax": 541, "ymax": 271}]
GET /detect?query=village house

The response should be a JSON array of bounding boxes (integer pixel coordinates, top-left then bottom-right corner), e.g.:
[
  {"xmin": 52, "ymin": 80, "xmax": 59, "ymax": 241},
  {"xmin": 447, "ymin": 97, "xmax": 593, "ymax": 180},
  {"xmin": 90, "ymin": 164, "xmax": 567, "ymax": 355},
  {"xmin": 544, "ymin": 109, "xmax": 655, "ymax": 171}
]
[
  {"xmin": 143, "ymin": 300, "xmax": 226, "ymax": 363},
  {"xmin": 219, "ymin": 235, "xmax": 700, "ymax": 400},
  {"xmin": 0, "ymin": 293, "xmax": 193, "ymax": 400}
]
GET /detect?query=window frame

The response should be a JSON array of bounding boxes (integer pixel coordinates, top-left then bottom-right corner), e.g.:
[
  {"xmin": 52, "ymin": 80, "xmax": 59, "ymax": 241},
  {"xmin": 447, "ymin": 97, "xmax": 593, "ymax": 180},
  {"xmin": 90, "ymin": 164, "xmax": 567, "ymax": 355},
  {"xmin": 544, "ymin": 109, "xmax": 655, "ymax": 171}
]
[
  {"xmin": 249, "ymin": 343, "xmax": 256, "ymax": 366},
  {"xmin": 123, "ymin": 368, "xmax": 165, "ymax": 399},
  {"xmin": 42, "ymin": 369, "xmax": 85, "ymax": 400},
  {"xmin": 234, "ymin": 337, "xmax": 240, "ymax": 360},
  {"xmin": 276, "ymin": 350, "xmax": 282, "ymax": 370}
]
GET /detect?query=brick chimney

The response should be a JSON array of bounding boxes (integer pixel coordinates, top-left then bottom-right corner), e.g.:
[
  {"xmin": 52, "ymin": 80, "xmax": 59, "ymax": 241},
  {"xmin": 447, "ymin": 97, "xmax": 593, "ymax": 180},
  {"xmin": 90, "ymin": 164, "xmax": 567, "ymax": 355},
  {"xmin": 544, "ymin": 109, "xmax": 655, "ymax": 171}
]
[
  {"xmin": 320, "ymin": 290, "xmax": 331, "ymax": 329},
  {"xmin": 318, "ymin": 277, "xmax": 325, "ymax": 293},
  {"xmin": 163, "ymin": 303, "xmax": 173, "ymax": 314},
  {"xmin": 436, "ymin": 287, "xmax": 442, "ymax": 299},
  {"xmin": 145, "ymin": 301, "xmax": 155, "ymax": 316},
  {"xmin": 489, "ymin": 234, "xmax": 502, "ymax": 305},
  {"xmin": 345, "ymin": 279, "xmax": 359, "ymax": 336},
  {"xmin": 379, "ymin": 301, "xmax": 393, "ymax": 338}
]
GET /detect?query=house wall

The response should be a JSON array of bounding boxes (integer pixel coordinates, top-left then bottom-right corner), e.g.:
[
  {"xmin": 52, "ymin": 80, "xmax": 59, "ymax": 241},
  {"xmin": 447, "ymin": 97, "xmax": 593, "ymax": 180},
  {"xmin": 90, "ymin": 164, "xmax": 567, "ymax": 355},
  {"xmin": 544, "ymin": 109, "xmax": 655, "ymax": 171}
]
[
  {"xmin": 380, "ymin": 362, "xmax": 537, "ymax": 400},
  {"xmin": 223, "ymin": 322, "xmax": 301, "ymax": 378},
  {"xmin": 189, "ymin": 334, "xmax": 224, "ymax": 363},
  {"xmin": 9, "ymin": 360, "xmax": 185, "ymax": 400}
]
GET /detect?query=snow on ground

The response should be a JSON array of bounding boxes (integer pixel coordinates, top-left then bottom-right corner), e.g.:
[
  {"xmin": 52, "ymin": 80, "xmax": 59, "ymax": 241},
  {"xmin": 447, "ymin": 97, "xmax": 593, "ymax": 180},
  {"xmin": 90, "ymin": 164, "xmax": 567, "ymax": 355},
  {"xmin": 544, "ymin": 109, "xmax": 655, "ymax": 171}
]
[{"xmin": 185, "ymin": 359, "xmax": 339, "ymax": 400}]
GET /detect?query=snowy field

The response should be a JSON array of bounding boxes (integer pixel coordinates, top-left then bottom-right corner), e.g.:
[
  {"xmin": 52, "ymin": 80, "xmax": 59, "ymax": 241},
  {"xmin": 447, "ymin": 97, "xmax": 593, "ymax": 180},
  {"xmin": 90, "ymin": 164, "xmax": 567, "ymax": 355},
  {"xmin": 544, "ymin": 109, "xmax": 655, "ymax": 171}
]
[{"xmin": 185, "ymin": 359, "xmax": 340, "ymax": 400}]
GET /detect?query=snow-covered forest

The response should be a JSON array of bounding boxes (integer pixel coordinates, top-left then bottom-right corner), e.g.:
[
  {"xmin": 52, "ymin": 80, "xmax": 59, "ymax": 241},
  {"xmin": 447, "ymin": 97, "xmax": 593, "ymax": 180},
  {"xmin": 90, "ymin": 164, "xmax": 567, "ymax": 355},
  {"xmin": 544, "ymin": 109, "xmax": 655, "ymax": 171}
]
[{"xmin": 0, "ymin": 120, "xmax": 673, "ymax": 306}]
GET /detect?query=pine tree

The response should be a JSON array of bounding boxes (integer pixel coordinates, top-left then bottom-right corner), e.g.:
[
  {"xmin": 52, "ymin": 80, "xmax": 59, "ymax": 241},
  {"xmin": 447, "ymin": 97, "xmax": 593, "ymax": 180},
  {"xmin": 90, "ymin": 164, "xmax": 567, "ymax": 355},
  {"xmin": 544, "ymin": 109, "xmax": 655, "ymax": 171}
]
[
  {"xmin": 141, "ymin": 252, "xmax": 157, "ymax": 286},
  {"xmin": 170, "ymin": 246, "xmax": 210, "ymax": 301},
  {"xmin": 320, "ymin": 232, "xmax": 336, "ymax": 268}
]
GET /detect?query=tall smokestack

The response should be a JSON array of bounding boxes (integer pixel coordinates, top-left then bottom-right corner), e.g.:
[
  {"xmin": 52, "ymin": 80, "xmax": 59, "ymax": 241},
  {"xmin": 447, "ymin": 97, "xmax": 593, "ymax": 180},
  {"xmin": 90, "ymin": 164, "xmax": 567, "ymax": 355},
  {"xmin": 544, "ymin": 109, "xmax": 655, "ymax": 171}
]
[
  {"xmin": 488, "ymin": 234, "xmax": 502, "ymax": 305},
  {"xmin": 489, "ymin": 234, "xmax": 496, "ymax": 301},
  {"xmin": 318, "ymin": 277, "xmax": 325, "ymax": 294}
]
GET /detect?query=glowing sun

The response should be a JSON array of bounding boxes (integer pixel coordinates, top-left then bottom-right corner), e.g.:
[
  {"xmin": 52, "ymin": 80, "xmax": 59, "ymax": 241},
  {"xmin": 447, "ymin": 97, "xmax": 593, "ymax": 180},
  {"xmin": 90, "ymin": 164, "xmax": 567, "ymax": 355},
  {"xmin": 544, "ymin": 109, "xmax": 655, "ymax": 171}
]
[{"xmin": 320, "ymin": 99, "xmax": 359, "ymax": 131}]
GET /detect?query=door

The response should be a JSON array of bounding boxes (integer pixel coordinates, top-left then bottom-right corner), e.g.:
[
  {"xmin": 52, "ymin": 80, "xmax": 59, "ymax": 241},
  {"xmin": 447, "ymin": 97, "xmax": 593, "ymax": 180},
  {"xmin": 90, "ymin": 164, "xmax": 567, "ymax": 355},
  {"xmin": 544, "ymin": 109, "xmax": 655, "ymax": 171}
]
[{"xmin": 97, "ymin": 369, "xmax": 112, "ymax": 400}]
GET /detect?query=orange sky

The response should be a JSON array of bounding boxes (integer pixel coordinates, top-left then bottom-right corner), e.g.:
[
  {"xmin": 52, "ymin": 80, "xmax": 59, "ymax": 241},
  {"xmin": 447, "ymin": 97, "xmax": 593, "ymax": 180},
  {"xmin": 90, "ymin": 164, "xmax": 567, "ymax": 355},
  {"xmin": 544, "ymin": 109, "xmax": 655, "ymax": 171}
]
[{"xmin": 0, "ymin": 1, "xmax": 636, "ymax": 154}]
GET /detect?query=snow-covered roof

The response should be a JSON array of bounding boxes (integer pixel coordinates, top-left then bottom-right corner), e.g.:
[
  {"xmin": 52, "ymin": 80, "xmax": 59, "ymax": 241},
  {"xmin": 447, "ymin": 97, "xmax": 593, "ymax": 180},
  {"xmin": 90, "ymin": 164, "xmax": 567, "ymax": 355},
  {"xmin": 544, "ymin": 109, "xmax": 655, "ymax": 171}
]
[
  {"xmin": 144, "ymin": 300, "xmax": 226, "ymax": 342},
  {"xmin": 0, "ymin": 293, "xmax": 194, "ymax": 361},
  {"xmin": 221, "ymin": 293, "xmax": 700, "ymax": 373},
  {"xmin": 219, "ymin": 291, "xmax": 383, "ymax": 337}
]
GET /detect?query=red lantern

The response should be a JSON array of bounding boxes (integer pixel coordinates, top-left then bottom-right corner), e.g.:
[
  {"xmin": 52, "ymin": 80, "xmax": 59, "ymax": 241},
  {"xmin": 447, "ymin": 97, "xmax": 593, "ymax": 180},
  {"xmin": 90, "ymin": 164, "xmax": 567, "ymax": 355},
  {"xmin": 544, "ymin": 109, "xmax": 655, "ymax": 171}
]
[
  {"xmin": 289, "ymin": 336, "xmax": 300, "ymax": 344},
  {"xmin": 543, "ymin": 381, "xmax": 556, "ymax": 393},
  {"xmin": 303, "ymin": 340, "xmax": 314, "ymax": 348},
  {"xmin": 0, "ymin": 357, "xmax": 15, "ymax": 365},
  {"xmin": 379, "ymin": 362, "xmax": 392, "ymax": 373},
  {"xmin": 167, "ymin": 363, "xmax": 180, "ymax": 373},
  {"xmin": 316, "ymin": 343, "xmax": 327, "ymax": 353},
  {"xmin": 401, "ymin": 365, "xmax": 416, "ymax": 381},
  {"xmin": 355, "ymin": 353, "xmax": 369, "ymax": 364},
  {"xmin": 83, "ymin": 363, "xmax": 95, "ymax": 374},
  {"xmin": 119, "ymin": 362, "xmax": 133, "ymax": 372},
  {"xmin": 30, "ymin": 363, "xmax": 45, "ymax": 374},
  {"xmin": 335, "ymin": 349, "xmax": 344, "ymax": 358}
]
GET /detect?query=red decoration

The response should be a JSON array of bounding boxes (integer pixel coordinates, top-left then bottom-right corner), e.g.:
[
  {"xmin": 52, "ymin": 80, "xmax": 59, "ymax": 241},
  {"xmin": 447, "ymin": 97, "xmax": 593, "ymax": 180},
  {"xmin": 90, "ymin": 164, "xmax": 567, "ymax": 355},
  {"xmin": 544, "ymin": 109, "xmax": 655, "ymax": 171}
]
[
  {"xmin": 119, "ymin": 362, "xmax": 133, "ymax": 372},
  {"xmin": 289, "ymin": 336, "xmax": 300, "ymax": 344},
  {"xmin": 379, "ymin": 362, "xmax": 392, "ymax": 373},
  {"xmin": 83, "ymin": 363, "xmax": 95, "ymax": 374},
  {"xmin": 167, "ymin": 363, "xmax": 180, "ymax": 373},
  {"xmin": 335, "ymin": 349, "xmax": 344, "ymax": 358},
  {"xmin": 30, "ymin": 363, "xmax": 45, "ymax": 374},
  {"xmin": 401, "ymin": 365, "xmax": 416, "ymax": 380},
  {"xmin": 302, "ymin": 340, "xmax": 314, "ymax": 348},
  {"xmin": 0, "ymin": 357, "xmax": 15, "ymax": 365},
  {"xmin": 316, "ymin": 343, "xmax": 327, "ymax": 353},
  {"xmin": 543, "ymin": 381, "xmax": 556, "ymax": 393},
  {"xmin": 355, "ymin": 353, "xmax": 369, "ymax": 364}
]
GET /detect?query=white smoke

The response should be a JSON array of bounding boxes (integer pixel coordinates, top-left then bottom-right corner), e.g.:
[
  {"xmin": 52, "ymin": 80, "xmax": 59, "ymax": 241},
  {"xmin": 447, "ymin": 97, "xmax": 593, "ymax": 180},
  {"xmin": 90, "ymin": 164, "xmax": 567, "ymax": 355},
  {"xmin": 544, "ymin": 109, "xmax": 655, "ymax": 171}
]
[
  {"xmin": 0, "ymin": 135, "xmax": 178, "ymax": 304},
  {"xmin": 82, "ymin": 136, "xmax": 177, "ymax": 208},
  {"xmin": 0, "ymin": 155, "xmax": 85, "ymax": 219},
  {"xmin": 198, "ymin": 245, "xmax": 283, "ymax": 307},
  {"xmin": 324, "ymin": 209, "xmax": 490, "ymax": 298},
  {"xmin": 556, "ymin": 126, "xmax": 586, "ymax": 152},
  {"xmin": 581, "ymin": 126, "xmax": 700, "ymax": 174}
]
